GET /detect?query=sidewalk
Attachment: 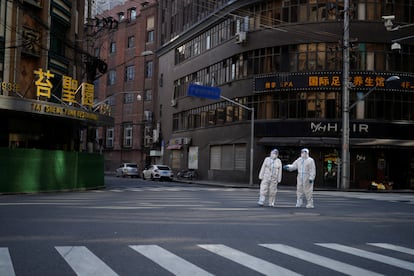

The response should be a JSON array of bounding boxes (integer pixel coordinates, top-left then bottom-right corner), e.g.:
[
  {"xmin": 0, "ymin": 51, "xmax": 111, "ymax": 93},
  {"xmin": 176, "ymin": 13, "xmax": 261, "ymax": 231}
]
[{"xmin": 173, "ymin": 178, "xmax": 414, "ymax": 193}]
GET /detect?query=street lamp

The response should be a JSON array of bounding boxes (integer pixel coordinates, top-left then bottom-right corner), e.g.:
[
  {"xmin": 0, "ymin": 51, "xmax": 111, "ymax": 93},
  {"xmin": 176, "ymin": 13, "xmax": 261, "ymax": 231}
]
[
  {"xmin": 349, "ymin": 76, "xmax": 400, "ymax": 110},
  {"xmin": 92, "ymin": 91, "xmax": 142, "ymax": 113}
]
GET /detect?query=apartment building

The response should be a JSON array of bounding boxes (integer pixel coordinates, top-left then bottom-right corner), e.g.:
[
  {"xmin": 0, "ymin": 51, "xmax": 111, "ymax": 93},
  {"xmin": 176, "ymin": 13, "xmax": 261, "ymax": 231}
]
[{"xmin": 157, "ymin": 0, "xmax": 414, "ymax": 189}]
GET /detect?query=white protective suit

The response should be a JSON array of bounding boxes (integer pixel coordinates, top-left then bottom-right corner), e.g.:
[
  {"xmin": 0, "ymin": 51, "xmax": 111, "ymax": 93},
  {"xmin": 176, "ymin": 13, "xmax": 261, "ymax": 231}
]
[
  {"xmin": 284, "ymin": 148, "xmax": 316, "ymax": 208},
  {"xmin": 258, "ymin": 149, "xmax": 282, "ymax": 207}
]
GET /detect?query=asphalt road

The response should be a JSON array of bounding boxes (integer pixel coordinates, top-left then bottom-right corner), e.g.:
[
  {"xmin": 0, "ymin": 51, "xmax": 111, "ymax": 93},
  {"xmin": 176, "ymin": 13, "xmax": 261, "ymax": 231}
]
[{"xmin": 0, "ymin": 176, "xmax": 413, "ymax": 275}]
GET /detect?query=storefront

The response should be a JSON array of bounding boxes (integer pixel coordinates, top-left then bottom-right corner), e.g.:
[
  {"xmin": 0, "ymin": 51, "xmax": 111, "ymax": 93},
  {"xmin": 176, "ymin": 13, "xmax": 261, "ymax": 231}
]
[
  {"xmin": 257, "ymin": 120, "xmax": 414, "ymax": 189},
  {"xmin": 0, "ymin": 79, "xmax": 113, "ymax": 193}
]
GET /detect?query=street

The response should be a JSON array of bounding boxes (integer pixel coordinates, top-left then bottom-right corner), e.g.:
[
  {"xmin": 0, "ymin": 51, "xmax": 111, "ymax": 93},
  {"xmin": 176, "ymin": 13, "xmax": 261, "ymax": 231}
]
[{"xmin": 0, "ymin": 176, "xmax": 414, "ymax": 275}]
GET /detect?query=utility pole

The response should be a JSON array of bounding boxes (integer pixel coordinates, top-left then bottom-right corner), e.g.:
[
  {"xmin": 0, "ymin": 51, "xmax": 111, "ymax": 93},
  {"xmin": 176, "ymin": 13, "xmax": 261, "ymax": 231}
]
[{"xmin": 341, "ymin": 0, "xmax": 350, "ymax": 189}]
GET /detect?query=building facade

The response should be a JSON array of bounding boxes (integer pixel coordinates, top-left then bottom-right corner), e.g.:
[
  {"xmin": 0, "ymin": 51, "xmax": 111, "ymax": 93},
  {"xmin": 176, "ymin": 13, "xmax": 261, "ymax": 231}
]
[
  {"xmin": 157, "ymin": 0, "xmax": 414, "ymax": 189},
  {"xmin": 0, "ymin": 0, "xmax": 113, "ymax": 192},
  {"xmin": 91, "ymin": 0, "xmax": 159, "ymax": 172}
]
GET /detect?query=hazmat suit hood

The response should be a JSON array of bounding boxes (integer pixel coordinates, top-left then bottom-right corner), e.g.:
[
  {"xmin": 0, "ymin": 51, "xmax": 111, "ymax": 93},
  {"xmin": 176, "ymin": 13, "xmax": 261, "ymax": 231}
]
[
  {"xmin": 301, "ymin": 148, "xmax": 309, "ymax": 159},
  {"xmin": 270, "ymin": 149, "xmax": 279, "ymax": 159}
]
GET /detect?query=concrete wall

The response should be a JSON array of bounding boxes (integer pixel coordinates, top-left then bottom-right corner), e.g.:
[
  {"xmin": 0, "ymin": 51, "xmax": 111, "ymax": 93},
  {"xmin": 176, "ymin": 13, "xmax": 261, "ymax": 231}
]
[{"xmin": 0, "ymin": 148, "xmax": 104, "ymax": 193}]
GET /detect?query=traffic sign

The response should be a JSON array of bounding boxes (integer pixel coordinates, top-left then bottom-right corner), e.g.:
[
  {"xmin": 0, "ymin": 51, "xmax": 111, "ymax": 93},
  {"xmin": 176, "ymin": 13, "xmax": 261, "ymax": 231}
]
[{"xmin": 188, "ymin": 84, "xmax": 221, "ymax": 100}]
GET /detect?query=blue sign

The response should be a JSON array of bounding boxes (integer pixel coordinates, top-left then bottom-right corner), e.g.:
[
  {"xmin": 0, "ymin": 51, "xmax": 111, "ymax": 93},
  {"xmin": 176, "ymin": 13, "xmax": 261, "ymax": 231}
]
[{"xmin": 188, "ymin": 84, "xmax": 221, "ymax": 100}]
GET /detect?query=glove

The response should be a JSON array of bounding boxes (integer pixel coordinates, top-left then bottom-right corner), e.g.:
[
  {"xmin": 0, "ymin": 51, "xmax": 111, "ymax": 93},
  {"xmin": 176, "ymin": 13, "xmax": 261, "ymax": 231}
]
[
  {"xmin": 309, "ymin": 179, "xmax": 314, "ymax": 184},
  {"xmin": 283, "ymin": 165, "xmax": 290, "ymax": 170}
]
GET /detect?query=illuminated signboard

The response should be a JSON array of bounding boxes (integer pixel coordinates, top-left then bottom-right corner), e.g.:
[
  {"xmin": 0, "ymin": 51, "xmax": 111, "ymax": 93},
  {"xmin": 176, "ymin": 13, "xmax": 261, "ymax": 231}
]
[
  {"xmin": 0, "ymin": 69, "xmax": 109, "ymax": 124},
  {"xmin": 254, "ymin": 72, "xmax": 414, "ymax": 93},
  {"xmin": 33, "ymin": 68, "xmax": 95, "ymax": 108}
]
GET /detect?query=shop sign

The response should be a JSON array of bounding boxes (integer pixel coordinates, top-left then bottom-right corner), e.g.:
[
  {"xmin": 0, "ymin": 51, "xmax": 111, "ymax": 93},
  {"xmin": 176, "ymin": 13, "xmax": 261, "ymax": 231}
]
[
  {"xmin": 31, "ymin": 102, "xmax": 99, "ymax": 121},
  {"xmin": 356, "ymin": 154, "xmax": 366, "ymax": 162},
  {"xmin": 310, "ymin": 122, "xmax": 368, "ymax": 134},
  {"xmin": 254, "ymin": 72, "xmax": 413, "ymax": 93},
  {"xmin": 256, "ymin": 120, "xmax": 413, "ymax": 140},
  {"xmin": 34, "ymin": 68, "xmax": 94, "ymax": 108}
]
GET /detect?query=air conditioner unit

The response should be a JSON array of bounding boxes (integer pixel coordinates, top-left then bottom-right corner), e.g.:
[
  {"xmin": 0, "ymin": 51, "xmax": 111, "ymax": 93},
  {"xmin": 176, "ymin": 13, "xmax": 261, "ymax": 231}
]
[{"xmin": 235, "ymin": 31, "xmax": 246, "ymax": 44}]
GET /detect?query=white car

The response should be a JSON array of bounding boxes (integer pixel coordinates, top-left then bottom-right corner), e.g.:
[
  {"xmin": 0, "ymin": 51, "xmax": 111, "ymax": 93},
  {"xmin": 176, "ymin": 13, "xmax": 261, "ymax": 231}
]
[
  {"xmin": 142, "ymin": 165, "xmax": 174, "ymax": 181},
  {"xmin": 115, "ymin": 163, "xmax": 139, "ymax": 178}
]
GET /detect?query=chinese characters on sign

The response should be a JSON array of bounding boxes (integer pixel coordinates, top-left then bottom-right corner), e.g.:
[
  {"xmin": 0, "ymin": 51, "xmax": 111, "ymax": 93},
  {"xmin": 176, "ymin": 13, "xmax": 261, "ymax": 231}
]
[
  {"xmin": 308, "ymin": 75, "xmax": 341, "ymax": 87},
  {"xmin": 81, "ymin": 83, "xmax": 94, "ymax": 107},
  {"xmin": 33, "ymin": 68, "xmax": 94, "ymax": 108},
  {"xmin": 254, "ymin": 72, "xmax": 412, "ymax": 93},
  {"xmin": 62, "ymin": 76, "xmax": 78, "ymax": 104},
  {"xmin": 34, "ymin": 68, "xmax": 55, "ymax": 98}
]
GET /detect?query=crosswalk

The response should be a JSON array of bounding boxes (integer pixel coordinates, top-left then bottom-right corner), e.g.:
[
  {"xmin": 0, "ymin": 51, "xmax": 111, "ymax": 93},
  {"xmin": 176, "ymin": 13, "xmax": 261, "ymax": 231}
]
[{"xmin": 1, "ymin": 243, "xmax": 413, "ymax": 275}]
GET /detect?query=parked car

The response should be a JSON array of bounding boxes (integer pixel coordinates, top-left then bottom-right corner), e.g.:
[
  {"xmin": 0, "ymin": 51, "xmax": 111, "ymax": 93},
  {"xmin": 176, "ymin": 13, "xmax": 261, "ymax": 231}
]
[
  {"xmin": 115, "ymin": 163, "xmax": 139, "ymax": 178},
  {"xmin": 142, "ymin": 165, "xmax": 174, "ymax": 181}
]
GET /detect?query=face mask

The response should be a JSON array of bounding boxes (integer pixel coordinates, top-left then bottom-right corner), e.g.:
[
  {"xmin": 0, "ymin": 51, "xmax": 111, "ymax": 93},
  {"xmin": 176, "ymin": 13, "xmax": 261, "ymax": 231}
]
[
  {"xmin": 301, "ymin": 152, "xmax": 307, "ymax": 158},
  {"xmin": 271, "ymin": 153, "xmax": 278, "ymax": 159}
]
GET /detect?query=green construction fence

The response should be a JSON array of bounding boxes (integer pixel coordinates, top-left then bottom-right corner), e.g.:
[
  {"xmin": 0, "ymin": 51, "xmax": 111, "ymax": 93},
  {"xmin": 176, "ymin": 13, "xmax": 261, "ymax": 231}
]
[{"xmin": 0, "ymin": 148, "xmax": 104, "ymax": 193}]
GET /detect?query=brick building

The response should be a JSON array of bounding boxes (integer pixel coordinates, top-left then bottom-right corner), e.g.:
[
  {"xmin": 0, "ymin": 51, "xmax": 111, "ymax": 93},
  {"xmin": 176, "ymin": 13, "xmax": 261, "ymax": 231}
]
[{"xmin": 90, "ymin": 0, "xmax": 159, "ymax": 172}]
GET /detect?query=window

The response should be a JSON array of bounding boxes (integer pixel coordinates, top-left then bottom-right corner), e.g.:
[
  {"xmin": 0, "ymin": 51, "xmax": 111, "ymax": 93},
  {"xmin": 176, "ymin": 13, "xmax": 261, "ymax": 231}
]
[
  {"xmin": 147, "ymin": 30, "xmax": 155, "ymax": 43},
  {"xmin": 123, "ymin": 123, "xmax": 133, "ymax": 147},
  {"xmin": 145, "ymin": 61, "xmax": 153, "ymax": 78},
  {"xmin": 129, "ymin": 8, "xmax": 137, "ymax": 21},
  {"xmin": 127, "ymin": 36, "xmax": 135, "ymax": 48},
  {"xmin": 125, "ymin": 65, "xmax": 135, "ymax": 81},
  {"xmin": 108, "ymin": 70, "xmax": 116, "ymax": 85},
  {"xmin": 118, "ymin": 12, "xmax": 125, "ymax": 22},
  {"xmin": 147, "ymin": 16, "xmax": 155, "ymax": 30},
  {"xmin": 210, "ymin": 144, "xmax": 246, "ymax": 170},
  {"xmin": 144, "ymin": 89, "xmax": 152, "ymax": 101},
  {"xmin": 124, "ymin": 93, "xmax": 135, "ymax": 104},
  {"xmin": 106, "ymin": 128, "xmax": 114, "ymax": 148},
  {"xmin": 144, "ymin": 110, "xmax": 153, "ymax": 122},
  {"xmin": 110, "ymin": 41, "xmax": 116, "ymax": 53}
]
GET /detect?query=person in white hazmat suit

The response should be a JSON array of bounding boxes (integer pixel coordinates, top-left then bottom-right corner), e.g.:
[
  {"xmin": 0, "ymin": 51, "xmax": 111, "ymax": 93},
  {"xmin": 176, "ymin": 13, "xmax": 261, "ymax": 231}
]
[
  {"xmin": 284, "ymin": 148, "xmax": 316, "ymax": 208},
  {"xmin": 257, "ymin": 149, "xmax": 282, "ymax": 207}
]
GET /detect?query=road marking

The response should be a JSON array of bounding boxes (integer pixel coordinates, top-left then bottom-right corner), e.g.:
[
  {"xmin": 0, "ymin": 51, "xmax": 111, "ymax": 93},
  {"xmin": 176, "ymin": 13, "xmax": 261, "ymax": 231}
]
[
  {"xmin": 198, "ymin": 244, "xmax": 301, "ymax": 276},
  {"xmin": 0, "ymin": 248, "xmax": 15, "ymax": 276},
  {"xmin": 260, "ymin": 244, "xmax": 383, "ymax": 276},
  {"xmin": 368, "ymin": 243, "xmax": 414, "ymax": 255},
  {"xmin": 130, "ymin": 245, "xmax": 213, "ymax": 276},
  {"xmin": 55, "ymin": 246, "xmax": 118, "ymax": 276},
  {"xmin": 317, "ymin": 243, "xmax": 414, "ymax": 272}
]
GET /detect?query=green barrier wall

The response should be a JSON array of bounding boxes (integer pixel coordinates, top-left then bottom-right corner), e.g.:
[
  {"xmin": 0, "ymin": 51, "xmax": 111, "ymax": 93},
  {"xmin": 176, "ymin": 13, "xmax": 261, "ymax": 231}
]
[{"xmin": 0, "ymin": 148, "xmax": 104, "ymax": 193}]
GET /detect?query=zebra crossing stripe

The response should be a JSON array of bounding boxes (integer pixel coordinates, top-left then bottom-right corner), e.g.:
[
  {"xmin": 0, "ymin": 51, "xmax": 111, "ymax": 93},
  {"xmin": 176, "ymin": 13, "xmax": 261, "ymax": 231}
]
[
  {"xmin": 316, "ymin": 243, "xmax": 414, "ymax": 272},
  {"xmin": 129, "ymin": 245, "xmax": 213, "ymax": 276},
  {"xmin": 260, "ymin": 244, "xmax": 383, "ymax": 276},
  {"xmin": 55, "ymin": 246, "xmax": 118, "ymax": 276},
  {"xmin": 198, "ymin": 244, "xmax": 301, "ymax": 276},
  {"xmin": 368, "ymin": 243, "xmax": 414, "ymax": 255},
  {"xmin": 0, "ymin": 248, "xmax": 15, "ymax": 276}
]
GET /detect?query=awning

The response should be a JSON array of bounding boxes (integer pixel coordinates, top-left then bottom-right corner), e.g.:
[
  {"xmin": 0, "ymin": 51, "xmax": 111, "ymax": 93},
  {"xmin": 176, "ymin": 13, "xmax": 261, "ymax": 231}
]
[
  {"xmin": 258, "ymin": 137, "xmax": 414, "ymax": 148},
  {"xmin": 258, "ymin": 137, "xmax": 340, "ymax": 146},
  {"xmin": 0, "ymin": 95, "xmax": 114, "ymax": 126}
]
